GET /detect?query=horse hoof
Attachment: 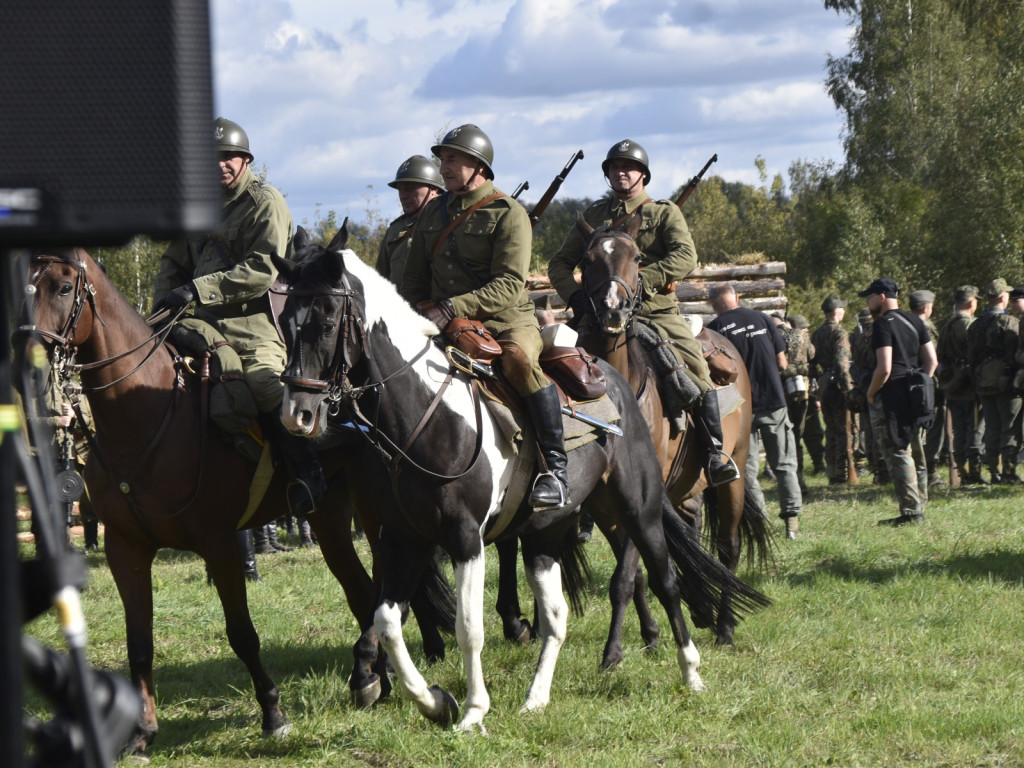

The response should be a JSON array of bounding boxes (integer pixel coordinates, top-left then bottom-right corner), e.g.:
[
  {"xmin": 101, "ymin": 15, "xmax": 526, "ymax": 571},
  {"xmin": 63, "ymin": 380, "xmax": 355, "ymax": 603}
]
[
  {"xmin": 351, "ymin": 677, "xmax": 382, "ymax": 709},
  {"xmin": 263, "ymin": 719, "xmax": 292, "ymax": 739},
  {"xmin": 427, "ymin": 684, "xmax": 459, "ymax": 727},
  {"xmin": 513, "ymin": 621, "xmax": 532, "ymax": 646}
]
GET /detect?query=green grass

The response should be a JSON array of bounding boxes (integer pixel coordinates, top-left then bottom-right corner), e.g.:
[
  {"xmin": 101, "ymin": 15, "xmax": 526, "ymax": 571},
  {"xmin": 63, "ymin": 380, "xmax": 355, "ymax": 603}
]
[{"xmin": 22, "ymin": 473, "xmax": 1024, "ymax": 767}]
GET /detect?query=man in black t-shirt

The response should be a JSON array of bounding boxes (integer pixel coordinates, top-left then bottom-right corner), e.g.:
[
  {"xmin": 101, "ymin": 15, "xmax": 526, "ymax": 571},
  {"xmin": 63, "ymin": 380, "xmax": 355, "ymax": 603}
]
[
  {"xmin": 860, "ymin": 277, "xmax": 937, "ymax": 526},
  {"xmin": 709, "ymin": 284, "xmax": 802, "ymax": 538}
]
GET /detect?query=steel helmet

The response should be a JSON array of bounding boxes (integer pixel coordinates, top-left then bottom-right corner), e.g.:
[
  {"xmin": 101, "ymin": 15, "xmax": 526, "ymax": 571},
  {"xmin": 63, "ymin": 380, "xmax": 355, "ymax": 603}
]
[
  {"xmin": 214, "ymin": 117, "xmax": 253, "ymax": 161},
  {"xmin": 602, "ymin": 139, "xmax": 651, "ymax": 185},
  {"xmin": 431, "ymin": 124, "xmax": 494, "ymax": 179},
  {"xmin": 388, "ymin": 155, "xmax": 444, "ymax": 190}
]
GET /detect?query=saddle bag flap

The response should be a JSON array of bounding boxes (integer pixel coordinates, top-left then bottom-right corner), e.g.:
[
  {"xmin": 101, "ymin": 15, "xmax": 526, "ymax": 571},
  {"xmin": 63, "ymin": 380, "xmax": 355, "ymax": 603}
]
[
  {"xmin": 698, "ymin": 331, "xmax": 739, "ymax": 385},
  {"xmin": 444, "ymin": 317, "xmax": 502, "ymax": 363},
  {"xmin": 540, "ymin": 346, "xmax": 607, "ymax": 400}
]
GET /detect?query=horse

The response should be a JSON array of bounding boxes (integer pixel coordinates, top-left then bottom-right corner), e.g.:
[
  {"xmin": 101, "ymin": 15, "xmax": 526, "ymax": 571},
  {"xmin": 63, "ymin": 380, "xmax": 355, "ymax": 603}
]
[
  {"xmin": 572, "ymin": 215, "xmax": 773, "ymax": 647},
  {"xmin": 19, "ymin": 246, "xmax": 455, "ymax": 755},
  {"xmin": 272, "ymin": 237, "xmax": 770, "ymax": 733}
]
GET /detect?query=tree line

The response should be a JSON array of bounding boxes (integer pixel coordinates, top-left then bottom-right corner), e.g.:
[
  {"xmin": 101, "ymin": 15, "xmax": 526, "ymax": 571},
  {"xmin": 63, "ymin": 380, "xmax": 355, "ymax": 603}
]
[{"xmin": 95, "ymin": 0, "xmax": 1024, "ymax": 330}]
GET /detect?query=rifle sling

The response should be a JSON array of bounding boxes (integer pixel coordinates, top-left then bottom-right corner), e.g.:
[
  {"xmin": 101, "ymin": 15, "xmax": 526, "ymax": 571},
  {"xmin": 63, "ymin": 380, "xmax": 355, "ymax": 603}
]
[{"xmin": 610, "ymin": 197, "xmax": 652, "ymax": 229}]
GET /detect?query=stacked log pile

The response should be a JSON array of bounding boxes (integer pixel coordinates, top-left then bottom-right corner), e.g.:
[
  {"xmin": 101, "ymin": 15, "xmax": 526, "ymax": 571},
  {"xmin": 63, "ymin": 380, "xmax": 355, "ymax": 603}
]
[{"xmin": 529, "ymin": 260, "xmax": 788, "ymax": 323}]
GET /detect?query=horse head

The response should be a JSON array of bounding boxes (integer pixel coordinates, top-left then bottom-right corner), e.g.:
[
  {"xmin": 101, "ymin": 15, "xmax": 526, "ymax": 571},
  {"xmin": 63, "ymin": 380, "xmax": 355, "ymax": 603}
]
[
  {"xmin": 576, "ymin": 212, "xmax": 644, "ymax": 336},
  {"xmin": 272, "ymin": 221, "xmax": 370, "ymax": 438},
  {"xmin": 22, "ymin": 247, "xmax": 101, "ymax": 353}
]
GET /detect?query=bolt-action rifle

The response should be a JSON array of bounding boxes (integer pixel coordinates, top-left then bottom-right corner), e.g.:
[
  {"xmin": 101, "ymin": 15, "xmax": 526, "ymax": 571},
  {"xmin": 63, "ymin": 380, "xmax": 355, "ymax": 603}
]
[
  {"xmin": 511, "ymin": 180, "xmax": 529, "ymax": 200},
  {"xmin": 528, "ymin": 149, "xmax": 584, "ymax": 227},
  {"xmin": 674, "ymin": 152, "xmax": 718, "ymax": 209}
]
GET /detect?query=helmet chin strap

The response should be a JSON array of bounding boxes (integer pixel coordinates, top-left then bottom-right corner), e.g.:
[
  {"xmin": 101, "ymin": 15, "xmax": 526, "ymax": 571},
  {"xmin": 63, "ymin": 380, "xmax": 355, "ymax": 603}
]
[
  {"xmin": 456, "ymin": 162, "xmax": 486, "ymax": 194},
  {"xmin": 607, "ymin": 173, "xmax": 644, "ymax": 200}
]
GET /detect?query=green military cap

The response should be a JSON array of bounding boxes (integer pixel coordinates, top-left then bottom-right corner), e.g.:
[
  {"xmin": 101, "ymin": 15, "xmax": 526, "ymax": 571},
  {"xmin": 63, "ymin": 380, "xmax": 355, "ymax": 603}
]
[
  {"xmin": 908, "ymin": 289, "xmax": 935, "ymax": 310},
  {"xmin": 821, "ymin": 294, "xmax": 847, "ymax": 312},
  {"xmin": 986, "ymin": 278, "xmax": 1009, "ymax": 297},
  {"xmin": 788, "ymin": 314, "xmax": 808, "ymax": 329},
  {"xmin": 953, "ymin": 284, "xmax": 978, "ymax": 303},
  {"xmin": 857, "ymin": 307, "xmax": 873, "ymax": 324}
]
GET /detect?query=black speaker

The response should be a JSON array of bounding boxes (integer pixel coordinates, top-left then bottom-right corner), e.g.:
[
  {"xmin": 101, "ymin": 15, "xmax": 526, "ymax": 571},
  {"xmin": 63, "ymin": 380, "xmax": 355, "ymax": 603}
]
[{"xmin": 0, "ymin": 0, "xmax": 221, "ymax": 245}]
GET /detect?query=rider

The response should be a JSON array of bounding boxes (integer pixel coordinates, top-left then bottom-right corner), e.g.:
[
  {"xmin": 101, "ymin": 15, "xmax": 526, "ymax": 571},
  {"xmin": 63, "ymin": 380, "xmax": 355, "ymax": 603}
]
[
  {"xmin": 376, "ymin": 155, "xmax": 444, "ymax": 287},
  {"xmin": 400, "ymin": 124, "xmax": 570, "ymax": 512},
  {"xmin": 548, "ymin": 139, "xmax": 739, "ymax": 487},
  {"xmin": 153, "ymin": 117, "xmax": 324, "ymax": 517}
]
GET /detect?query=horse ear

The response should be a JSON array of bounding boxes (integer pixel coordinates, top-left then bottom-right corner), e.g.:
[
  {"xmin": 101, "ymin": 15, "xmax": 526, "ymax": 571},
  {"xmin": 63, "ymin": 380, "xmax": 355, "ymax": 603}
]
[
  {"xmin": 326, "ymin": 217, "xmax": 349, "ymax": 252},
  {"xmin": 575, "ymin": 211, "xmax": 594, "ymax": 239},
  {"xmin": 293, "ymin": 226, "xmax": 310, "ymax": 252},
  {"xmin": 623, "ymin": 212, "xmax": 642, "ymax": 240},
  {"xmin": 272, "ymin": 253, "xmax": 299, "ymax": 282}
]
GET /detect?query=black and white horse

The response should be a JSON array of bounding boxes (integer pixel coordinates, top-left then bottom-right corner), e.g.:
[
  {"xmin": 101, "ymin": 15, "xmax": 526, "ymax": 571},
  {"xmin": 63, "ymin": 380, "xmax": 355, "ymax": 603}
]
[{"xmin": 272, "ymin": 231, "xmax": 769, "ymax": 732}]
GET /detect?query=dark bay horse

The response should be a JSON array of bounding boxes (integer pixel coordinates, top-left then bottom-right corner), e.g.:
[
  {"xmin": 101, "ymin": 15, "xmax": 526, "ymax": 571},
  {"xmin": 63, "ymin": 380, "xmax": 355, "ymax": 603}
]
[
  {"xmin": 273, "ymin": 239, "xmax": 770, "ymax": 733},
  {"xmin": 20, "ymin": 247, "xmax": 453, "ymax": 755},
  {"xmin": 573, "ymin": 215, "xmax": 773, "ymax": 646}
]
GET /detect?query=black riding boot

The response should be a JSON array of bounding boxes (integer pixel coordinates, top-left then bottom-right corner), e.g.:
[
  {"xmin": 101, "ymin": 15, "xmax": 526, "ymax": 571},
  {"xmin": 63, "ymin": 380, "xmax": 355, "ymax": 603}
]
[
  {"xmin": 238, "ymin": 530, "xmax": 262, "ymax": 583},
  {"xmin": 260, "ymin": 414, "xmax": 325, "ymax": 516},
  {"xmin": 252, "ymin": 524, "xmax": 275, "ymax": 554},
  {"xmin": 83, "ymin": 518, "xmax": 99, "ymax": 551},
  {"xmin": 697, "ymin": 389, "xmax": 741, "ymax": 487},
  {"xmin": 267, "ymin": 521, "xmax": 293, "ymax": 551},
  {"xmin": 524, "ymin": 384, "xmax": 571, "ymax": 512}
]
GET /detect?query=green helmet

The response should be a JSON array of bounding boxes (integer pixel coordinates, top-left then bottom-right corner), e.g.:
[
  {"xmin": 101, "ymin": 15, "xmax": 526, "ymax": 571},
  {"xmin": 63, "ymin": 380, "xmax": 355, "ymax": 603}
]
[
  {"xmin": 214, "ymin": 117, "xmax": 253, "ymax": 161},
  {"xmin": 602, "ymin": 139, "xmax": 650, "ymax": 185},
  {"xmin": 432, "ymin": 124, "xmax": 494, "ymax": 179},
  {"xmin": 388, "ymin": 155, "xmax": 444, "ymax": 190}
]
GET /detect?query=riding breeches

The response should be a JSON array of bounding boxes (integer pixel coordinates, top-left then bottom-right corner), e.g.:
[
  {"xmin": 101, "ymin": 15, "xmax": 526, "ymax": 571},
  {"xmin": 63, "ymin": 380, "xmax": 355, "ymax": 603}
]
[
  {"xmin": 236, "ymin": 338, "xmax": 287, "ymax": 414},
  {"xmin": 496, "ymin": 325, "xmax": 548, "ymax": 396}
]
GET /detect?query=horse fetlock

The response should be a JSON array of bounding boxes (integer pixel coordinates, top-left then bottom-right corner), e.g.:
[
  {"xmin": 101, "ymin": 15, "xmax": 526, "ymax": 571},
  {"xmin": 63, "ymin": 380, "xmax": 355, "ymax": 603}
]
[{"xmin": 678, "ymin": 641, "xmax": 705, "ymax": 691}]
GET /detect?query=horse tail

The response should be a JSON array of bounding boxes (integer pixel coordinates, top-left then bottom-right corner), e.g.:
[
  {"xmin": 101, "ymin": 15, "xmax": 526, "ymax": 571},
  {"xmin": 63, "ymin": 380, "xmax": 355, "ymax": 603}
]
[
  {"xmin": 703, "ymin": 485, "xmax": 776, "ymax": 572},
  {"xmin": 559, "ymin": 526, "xmax": 592, "ymax": 618},
  {"xmin": 662, "ymin": 498, "xmax": 771, "ymax": 627},
  {"xmin": 412, "ymin": 547, "xmax": 458, "ymax": 636}
]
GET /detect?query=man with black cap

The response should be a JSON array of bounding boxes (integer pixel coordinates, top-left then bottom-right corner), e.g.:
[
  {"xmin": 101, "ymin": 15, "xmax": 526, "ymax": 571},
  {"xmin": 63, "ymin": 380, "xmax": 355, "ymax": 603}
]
[
  {"xmin": 861, "ymin": 277, "xmax": 937, "ymax": 526},
  {"xmin": 909, "ymin": 289, "xmax": 946, "ymax": 487},
  {"xmin": 967, "ymin": 279, "xmax": 1021, "ymax": 484},
  {"xmin": 811, "ymin": 294, "xmax": 855, "ymax": 484},
  {"xmin": 937, "ymin": 285, "xmax": 985, "ymax": 483}
]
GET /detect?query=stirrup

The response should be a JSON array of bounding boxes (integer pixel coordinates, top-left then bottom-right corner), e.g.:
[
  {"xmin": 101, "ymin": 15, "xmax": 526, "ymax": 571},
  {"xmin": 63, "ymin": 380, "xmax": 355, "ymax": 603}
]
[
  {"xmin": 287, "ymin": 478, "xmax": 320, "ymax": 516},
  {"xmin": 705, "ymin": 450, "xmax": 740, "ymax": 487},
  {"xmin": 528, "ymin": 471, "xmax": 570, "ymax": 512}
]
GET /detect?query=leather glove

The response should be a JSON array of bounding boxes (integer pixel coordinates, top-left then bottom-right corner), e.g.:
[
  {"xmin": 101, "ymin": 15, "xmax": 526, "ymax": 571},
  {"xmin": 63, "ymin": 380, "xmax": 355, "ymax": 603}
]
[
  {"xmin": 417, "ymin": 299, "xmax": 456, "ymax": 333},
  {"xmin": 161, "ymin": 283, "xmax": 195, "ymax": 311},
  {"xmin": 567, "ymin": 290, "xmax": 590, "ymax": 329}
]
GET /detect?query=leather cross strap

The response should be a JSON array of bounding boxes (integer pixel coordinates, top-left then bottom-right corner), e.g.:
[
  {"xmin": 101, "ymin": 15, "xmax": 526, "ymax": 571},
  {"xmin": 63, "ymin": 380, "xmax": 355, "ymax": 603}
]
[
  {"xmin": 610, "ymin": 196, "xmax": 652, "ymax": 229},
  {"xmin": 431, "ymin": 191, "xmax": 504, "ymax": 261}
]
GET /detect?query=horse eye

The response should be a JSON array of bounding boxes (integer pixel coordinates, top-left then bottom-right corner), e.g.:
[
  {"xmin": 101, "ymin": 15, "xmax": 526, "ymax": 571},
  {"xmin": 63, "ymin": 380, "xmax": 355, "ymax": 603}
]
[
  {"xmin": 59, "ymin": 283, "xmax": 74, "ymax": 296},
  {"xmin": 320, "ymin": 323, "xmax": 336, "ymax": 337}
]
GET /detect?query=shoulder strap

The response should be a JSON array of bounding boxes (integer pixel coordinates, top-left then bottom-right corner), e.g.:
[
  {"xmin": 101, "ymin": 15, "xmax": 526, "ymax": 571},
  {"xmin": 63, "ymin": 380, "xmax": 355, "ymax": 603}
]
[
  {"xmin": 889, "ymin": 310, "xmax": 922, "ymax": 372},
  {"xmin": 611, "ymin": 196, "xmax": 653, "ymax": 229}
]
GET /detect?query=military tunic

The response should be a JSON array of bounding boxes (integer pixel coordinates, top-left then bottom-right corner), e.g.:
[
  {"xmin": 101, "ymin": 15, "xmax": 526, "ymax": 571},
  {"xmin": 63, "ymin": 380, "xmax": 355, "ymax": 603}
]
[
  {"xmin": 967, "ymin": 308, "xmax": 1021, "ymax": 472},
  {"xmin": 548, "ymin": 194, "xmax": 711, "ymax": 392},
  {"xmin": 938, "ymin": 311, "xmax": 982, "ymax": 465},
  {"xmin": 401, "ymin": 181, "xmax": 546, "ymax": 394},
  {"xmin": 153, "ymin": 167, "xmax": 293, "ymax": 413},
  {"xmin": 375, "ymin": 210, "xmax": 420, "ymax": 288},
  {"xmin": 811, "ymin": 319, "xmax": 854, "ymax": 481}
]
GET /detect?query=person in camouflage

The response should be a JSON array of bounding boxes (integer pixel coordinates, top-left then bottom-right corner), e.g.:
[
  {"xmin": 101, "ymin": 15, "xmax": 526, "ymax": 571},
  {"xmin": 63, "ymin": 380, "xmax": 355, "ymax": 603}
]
[
  {"xmin": 548, "ymin": 139, "xmax": 739, "ymax": 487},
  {"xmin": 375, "ymin": 155, "xmax": 444, "ymax": 287},
  {"xmin": 849, "ymin": 307, "xmax": 887, "ymax": 484},
  {"xmin": 781, "ymin": 314, "xmax": 814, "ymax": 493},
  {"xmin": 937, "ymin": 285, "xmax": 984, "ymax": 483},
  {"xmin": 811, "ymin": 294, "xmax": 855, "ymax": 484},
  {"xmin": 909, "ymin": 290, "xmax": 947, "ymax": 487},
  {"xmin": 153, "ymin": 117, "xmax": 324, "ymax": 523},
  {"xmin": 401, "ymin": 124, "xmax": 569, "ymax": 510},
  {"xmin": 967, "ymin": 279, "xmax": 1021, "ymax": 484}
]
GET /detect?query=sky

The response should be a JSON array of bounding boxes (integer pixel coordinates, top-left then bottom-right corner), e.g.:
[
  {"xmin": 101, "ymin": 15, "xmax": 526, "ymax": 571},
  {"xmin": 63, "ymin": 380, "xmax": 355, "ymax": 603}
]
[{"xmin": 210, "ymin": 0, "xmax": 853, "ymax": 229}]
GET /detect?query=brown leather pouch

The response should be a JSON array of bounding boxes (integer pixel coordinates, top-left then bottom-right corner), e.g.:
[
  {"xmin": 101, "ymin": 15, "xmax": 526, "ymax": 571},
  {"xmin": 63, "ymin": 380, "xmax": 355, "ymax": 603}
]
[
  {"xmin": 540, "ymin": 346, "xmax": 607, "ymax": 400},
  {"xmin": 444, "ymin": 317, "xmax": 502, "ymax": 363},
  {"xmin": 698, "ymin": 330, "xmax": 739, "ymax": 385}
]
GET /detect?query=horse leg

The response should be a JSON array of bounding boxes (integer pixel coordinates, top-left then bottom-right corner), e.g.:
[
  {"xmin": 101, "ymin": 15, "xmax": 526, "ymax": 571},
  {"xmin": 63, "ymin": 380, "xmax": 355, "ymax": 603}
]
[
  {"xmin": 712, "ymin": 480, "xmax": 744, "ymax": 646},
  {"xmin": 495, "ymin": 536, "xmax": 533, "ymax": 644},
  {"xmin": 104, "ymin": 531, "xmax": 159, "ymax": 754},
  {"xmin": 519, "ymin": 532, "xmax": 569, "ymax": 713},
  {"xmin": 205, "ymin": 536, "xmax": 290, "ymax": 739},
  {"xmin": 410, "ymin": 548, "xmax": 451, "ymax": 665}
]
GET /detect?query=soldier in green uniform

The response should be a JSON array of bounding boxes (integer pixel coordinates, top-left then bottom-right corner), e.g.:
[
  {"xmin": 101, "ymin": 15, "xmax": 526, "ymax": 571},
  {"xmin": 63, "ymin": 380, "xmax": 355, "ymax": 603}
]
[
  {"xmin": 937, "ymin": 285, "xmax": 984, "ymax": 483},
  {"xmin": 153, "ymin": 117, "xmax": 324, "ymax": 525},
  {"xmin": 780, "ymin": 314, "xmax": 814, "ymax": 492},
  {"xmin": 376, "ymin": 155, "xmax": 444, "ymax": 287},
  {"xmin": 967, "ymin": 279, "xmax": 1021, "ymax": 484},
  {"xmin": 850, "ymin": 307, "xmax": 887, "ymax": 483},
  {"xmin": 811, "ymin": 294, "xmax": 855, "ymax": 484},
  {"xmin": 909, "ymin": 289, "xmax": 947, "ymax": 487},
  {"xmin": 547, "ymin": 139, "xmax": 739, "ymax": 487},
  {"xmin": 400, "ymin": 124, "xmax": 569, "ymax": 510}
]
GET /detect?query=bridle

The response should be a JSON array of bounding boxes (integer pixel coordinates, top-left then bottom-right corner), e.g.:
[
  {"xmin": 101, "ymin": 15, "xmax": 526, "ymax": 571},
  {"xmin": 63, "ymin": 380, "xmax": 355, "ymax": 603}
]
[{"xmin": 579, "ymin": 227, "xmax": 645, "ymax": 332}]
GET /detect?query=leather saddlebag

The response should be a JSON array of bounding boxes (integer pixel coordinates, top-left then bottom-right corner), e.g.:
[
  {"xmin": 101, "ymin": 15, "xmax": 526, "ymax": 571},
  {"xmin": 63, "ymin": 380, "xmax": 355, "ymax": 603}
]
[
  {"xmin": 540, "ymin": 346, "xmax": 607, "ymax": 400},
  {"xmin": 444, "ymin": 317, "xmax": 502, "ymax": 364}
]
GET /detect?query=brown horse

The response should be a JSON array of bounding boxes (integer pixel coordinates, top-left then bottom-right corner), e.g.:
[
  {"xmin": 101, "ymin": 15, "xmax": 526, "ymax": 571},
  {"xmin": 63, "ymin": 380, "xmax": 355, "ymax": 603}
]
[
  {"xmin": 573, "ymin": 217, "xmax": 772, "ymax": 646},
  {"xmin": 20, "ymin": 246, "xmax": 453, "ymax": 755}
]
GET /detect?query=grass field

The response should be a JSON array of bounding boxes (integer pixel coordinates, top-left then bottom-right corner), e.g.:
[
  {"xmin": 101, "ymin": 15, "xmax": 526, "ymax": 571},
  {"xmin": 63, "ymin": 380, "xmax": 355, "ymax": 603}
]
[{"xmin": 22, "ymin": 471, "xmax": 1024, "ymax": 767}]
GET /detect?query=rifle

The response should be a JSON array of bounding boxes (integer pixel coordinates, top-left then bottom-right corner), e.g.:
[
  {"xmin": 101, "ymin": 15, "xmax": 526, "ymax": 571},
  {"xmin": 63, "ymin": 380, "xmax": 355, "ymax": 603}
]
[
  {"xmin": 674, "ymin": 152, "xmax": 718, "ymax": 209},
  {"xmin": 944, "ymin": 404, "xmax": 960, "ymax": 488},
  {"xmin": 528, "ymin": 149, "xmax": 584, "ymax": 227},
  {"xmin": 845, "ymin": 407, "xmax": 859, "ymax": 484},
  {"xmin": 511, "ymin": 180, "xmax": 529, "ymax": 200}
]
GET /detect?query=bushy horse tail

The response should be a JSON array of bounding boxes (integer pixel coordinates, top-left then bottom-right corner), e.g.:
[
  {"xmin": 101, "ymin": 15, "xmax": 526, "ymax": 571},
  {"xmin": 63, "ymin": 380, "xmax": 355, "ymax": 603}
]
[
  {"xmin": 663, "ymin": 498, "xmax": 771, "ymax": 628},
  {"xmin": 412, "ymin": 547, "xmax": 458, "ymax": 636},
  {"xmin": 703, "ymin": 484, "xmax": 776, "ymax": 571},
  {"xmin": 559, "ymin": 526, "xmax": 592, "ymax": 618}
]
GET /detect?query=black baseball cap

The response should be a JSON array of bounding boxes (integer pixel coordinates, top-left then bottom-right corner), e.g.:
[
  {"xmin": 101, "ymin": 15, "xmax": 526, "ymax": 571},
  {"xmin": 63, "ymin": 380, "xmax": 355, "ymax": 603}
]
[{"xmin": 858, "ymin": 277, "xmax": 900, "ymax": 298}]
